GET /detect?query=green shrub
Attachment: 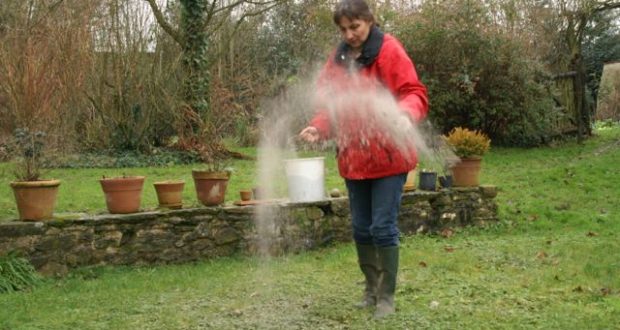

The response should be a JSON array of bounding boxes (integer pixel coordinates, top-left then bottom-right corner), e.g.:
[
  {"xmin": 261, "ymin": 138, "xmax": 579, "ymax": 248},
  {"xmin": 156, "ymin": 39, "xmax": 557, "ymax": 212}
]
[
  {"xmin": 393, "ymin": 1, "xmax": 555, "ymax": 146},
  {"xmin": 0, "ymin": 252, "xmax": 41, "ymax": 293}
]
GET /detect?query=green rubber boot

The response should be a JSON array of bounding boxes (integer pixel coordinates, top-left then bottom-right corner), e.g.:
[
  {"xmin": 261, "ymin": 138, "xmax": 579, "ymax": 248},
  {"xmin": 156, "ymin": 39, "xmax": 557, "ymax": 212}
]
[
  {"xmin": 374, "ymin": 245, "xmax": 399, "ymax": 319},
  {"xmin": 355, "ymin": 243, "xmax": 379, "ymax": 308}
]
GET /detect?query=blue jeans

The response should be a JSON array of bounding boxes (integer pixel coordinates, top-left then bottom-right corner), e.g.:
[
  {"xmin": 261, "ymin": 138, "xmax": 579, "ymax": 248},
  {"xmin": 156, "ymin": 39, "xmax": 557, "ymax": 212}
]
[{"xmin": 345, "ymin": 173, "xmax": 407, "ymax": 247}]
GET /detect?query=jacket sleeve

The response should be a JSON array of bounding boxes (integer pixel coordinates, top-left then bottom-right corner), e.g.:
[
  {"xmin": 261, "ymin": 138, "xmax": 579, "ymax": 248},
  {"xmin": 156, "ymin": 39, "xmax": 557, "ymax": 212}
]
[
  {"xmin": 377, "ymin": 37, "xmax": 429, "ymax": 122},
  {"xmin": 309, "ymin": 109, "xmax": 331, "ymax": 140},
  {"xmin": 308, "ymin": 59, "xmax": 335, "ymax": 140}
]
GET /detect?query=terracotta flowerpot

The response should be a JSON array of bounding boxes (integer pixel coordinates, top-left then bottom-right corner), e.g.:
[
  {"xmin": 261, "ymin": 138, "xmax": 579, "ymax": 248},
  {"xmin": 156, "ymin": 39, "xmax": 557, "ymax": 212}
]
[
  {"xmin": 10, "ymin": 179, "xmax": 61, "ymax": 221},
  {"xmin": 192, "ymin": 170, "xmax": 230, "ymax": 206},
  {"xmin": 99, "ymin": 176, "xmax": 145, "ymax": 214},
  {"xmin": 451, "ymin": 157, "xmax": 482, "ymax": 187},
  {"xmin": 154, "ymin": 180, "xmax": 185, "ymax": 209},
  {"xmin": 239, "ymin": 189, "xmax": 252, "ymax": 201}
]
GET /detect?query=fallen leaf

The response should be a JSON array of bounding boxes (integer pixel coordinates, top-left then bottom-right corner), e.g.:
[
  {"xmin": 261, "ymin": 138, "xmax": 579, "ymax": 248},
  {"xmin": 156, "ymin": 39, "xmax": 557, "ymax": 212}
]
[
  {"xmin": 536, "ymin": 251, "xmax": 548, "ymax": 259},
  {"xmin": 440, "ymin": 228, "xmax": 454, "ymax": 238},
  {"xmin": 419, "ymin": 261, "xmax": 427, "ymax": 268},
  {"xmin": 528, "ymin": 214, "xmax": 539, "ymax": 221}
]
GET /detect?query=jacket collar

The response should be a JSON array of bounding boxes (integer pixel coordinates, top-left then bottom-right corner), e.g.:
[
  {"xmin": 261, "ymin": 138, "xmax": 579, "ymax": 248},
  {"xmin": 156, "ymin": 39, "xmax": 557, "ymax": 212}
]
[{"xmin": 335, "ymin": 25, "xmax": 384, "ymax": 69}]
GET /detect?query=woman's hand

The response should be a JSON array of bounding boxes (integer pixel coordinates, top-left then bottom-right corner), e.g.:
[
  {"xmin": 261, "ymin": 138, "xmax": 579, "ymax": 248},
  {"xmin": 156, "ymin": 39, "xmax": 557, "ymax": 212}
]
[{"xmin": 299, "ymin": 126, "xmax": 320, "ymax": 143}]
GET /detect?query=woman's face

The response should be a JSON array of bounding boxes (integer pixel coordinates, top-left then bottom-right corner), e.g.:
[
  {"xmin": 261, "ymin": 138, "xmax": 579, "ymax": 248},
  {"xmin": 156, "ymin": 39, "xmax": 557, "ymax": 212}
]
[{"xmin": 338, "ymin": 16, "xmax": 372, "ymax": 50}]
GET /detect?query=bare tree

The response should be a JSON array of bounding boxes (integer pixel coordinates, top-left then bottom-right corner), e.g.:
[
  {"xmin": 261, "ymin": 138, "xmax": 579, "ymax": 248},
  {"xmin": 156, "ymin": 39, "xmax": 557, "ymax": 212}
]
[{"xmin": 145, "ymin": 0, "xmax": 284, "ymax": 158}]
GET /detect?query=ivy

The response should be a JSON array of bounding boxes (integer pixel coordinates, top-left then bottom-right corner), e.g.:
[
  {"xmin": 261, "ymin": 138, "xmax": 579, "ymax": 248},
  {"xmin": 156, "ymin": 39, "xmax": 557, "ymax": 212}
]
[{"xmin": 180, "ymin": 0, "xmax": 211, "ymax": 133}]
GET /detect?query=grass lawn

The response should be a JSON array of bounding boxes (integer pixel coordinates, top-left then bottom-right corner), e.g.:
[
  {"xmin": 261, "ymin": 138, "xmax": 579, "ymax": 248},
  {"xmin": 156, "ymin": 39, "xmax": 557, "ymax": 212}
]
[{"xmin": 0, "ymin": 125, "xmax": 619, "ymax": 329}]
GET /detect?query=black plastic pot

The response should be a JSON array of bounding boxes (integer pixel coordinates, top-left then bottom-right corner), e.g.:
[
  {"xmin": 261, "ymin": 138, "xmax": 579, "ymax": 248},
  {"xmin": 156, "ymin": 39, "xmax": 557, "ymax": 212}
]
[
  {"xmin": 418, "ymin": 171, "xmax": 437, "ymax": 191},
  {"xmin": 439, "ymin": 175, "xmax": 453, "ymax": 188}
]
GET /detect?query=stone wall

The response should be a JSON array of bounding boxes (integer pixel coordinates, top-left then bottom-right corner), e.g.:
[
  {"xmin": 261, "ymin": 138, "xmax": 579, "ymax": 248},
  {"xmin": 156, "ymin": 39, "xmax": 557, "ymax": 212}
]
[{"xmin": 0, "ymin": 186, "xmax": 498, "ymax": 276}]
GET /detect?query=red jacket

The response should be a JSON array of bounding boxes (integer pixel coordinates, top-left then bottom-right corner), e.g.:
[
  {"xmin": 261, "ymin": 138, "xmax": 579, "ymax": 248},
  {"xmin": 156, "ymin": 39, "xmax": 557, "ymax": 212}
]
[{"xmin": 310, "ymin": 28, "xmax": 428, "ymax": 180}]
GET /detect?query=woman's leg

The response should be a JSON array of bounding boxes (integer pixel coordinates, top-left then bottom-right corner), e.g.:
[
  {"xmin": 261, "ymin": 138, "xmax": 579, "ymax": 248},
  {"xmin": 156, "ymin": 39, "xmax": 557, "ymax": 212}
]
[
  {"xmin": 370, "ymin": 173, "xmax": 406, "ymax": 318},
  {"xmin": 345, "ymin": 179, "xmax": 373, "ymax": 245},
  {"xmin": 345, "ymin": 179, "xmax": 378, "ymax": 307},
  {"xmin": 369, "ymin": 173, "xmax": 406, "ymax": 247}
]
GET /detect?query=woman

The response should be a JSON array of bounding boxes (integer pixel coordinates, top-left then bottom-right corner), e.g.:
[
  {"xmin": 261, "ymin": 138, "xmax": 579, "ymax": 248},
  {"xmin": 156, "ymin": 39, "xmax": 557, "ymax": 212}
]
[{"xmin": 299, "ymin": 0, "xmax": 428, "ymax": 319}]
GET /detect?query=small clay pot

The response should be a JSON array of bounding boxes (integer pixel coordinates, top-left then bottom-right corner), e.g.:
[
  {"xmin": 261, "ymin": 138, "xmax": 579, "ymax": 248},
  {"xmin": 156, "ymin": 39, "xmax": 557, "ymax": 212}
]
[
  {"xmin": 240, "ymin": 190, "xmax": 253, "ymax": 201},
  {"xmin": 154, "ymin": 180, "xmax": 185, "ymax": 209}
]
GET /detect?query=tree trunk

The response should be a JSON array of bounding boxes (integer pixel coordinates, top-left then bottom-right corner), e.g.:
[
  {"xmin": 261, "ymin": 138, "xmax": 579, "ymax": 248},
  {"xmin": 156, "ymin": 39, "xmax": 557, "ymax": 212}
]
[
  {"xmin": 572, "ymin": 55, "xmax": 585, "ymax": 141},
  {"xmin": 180, "ymin": 0, "xmax": 210, "ymax": 137},
  {"xmin": 566, "ymin": 15, "xmax": 591, "ymax": 142},
  {"xmin": 573, "ymin": 54, "xmax": 592, "ymax": 139}
]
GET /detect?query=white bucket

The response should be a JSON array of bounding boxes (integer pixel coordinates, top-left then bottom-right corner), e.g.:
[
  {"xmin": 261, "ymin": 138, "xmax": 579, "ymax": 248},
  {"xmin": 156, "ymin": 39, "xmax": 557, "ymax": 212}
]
[{"xmin": 284, "ymin": 157, "xmax": 325, "ymax": 203}]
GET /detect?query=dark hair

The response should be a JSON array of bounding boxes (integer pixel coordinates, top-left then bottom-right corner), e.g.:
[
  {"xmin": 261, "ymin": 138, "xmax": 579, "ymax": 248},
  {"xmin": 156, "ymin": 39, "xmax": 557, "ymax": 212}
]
[{"xmin": 333, "ymin": 0, "xmax": 375, "ymax": 26}]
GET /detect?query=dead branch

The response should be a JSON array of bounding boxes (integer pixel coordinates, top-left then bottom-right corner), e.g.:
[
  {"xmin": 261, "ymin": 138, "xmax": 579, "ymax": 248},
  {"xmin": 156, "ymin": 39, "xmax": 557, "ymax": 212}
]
[{"xmin": 145, "ymin": 0, "xmax": 184, "ymax": 46}]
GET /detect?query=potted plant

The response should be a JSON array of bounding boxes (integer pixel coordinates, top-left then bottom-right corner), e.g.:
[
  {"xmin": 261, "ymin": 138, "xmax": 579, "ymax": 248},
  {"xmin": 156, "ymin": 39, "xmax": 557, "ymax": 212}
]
[
  {"xmin": 153, "ymin": 180, "xmax": 185, "ymax": 209},
  {"xmin": 443, "ymin": 127, "xmax": 491, "ymax": 187},
  {"xmin": 8, "ymin": 128, "xmax": 61, "ymax": 221},
  {"xmin": 192, "ymin": 160, "xmax": 232, "ymax": 207},
  {"xmin": 99, "ymin": 175, "xmax": 145, "ymax": 214}
]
